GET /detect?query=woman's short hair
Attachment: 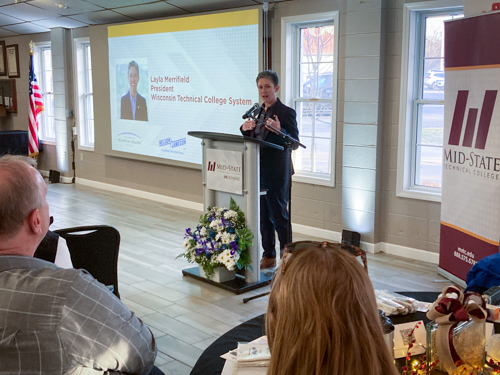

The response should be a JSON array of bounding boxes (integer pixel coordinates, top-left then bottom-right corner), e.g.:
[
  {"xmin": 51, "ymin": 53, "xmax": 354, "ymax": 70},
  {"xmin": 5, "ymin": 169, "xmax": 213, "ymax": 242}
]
[
  {"xmin": 265, "ymin": 244, "xmax": 398, "ymax": 375},
  {"xmin": 256, "ymin": 70, "xmax": 279, "ymax": 86},
  {"xmin": 0, "ymin": 155, "xmax": 43, "ymax": 238},
  {"xmin": 128, "ymin": 60, "xmax": 139, "ymax": 75}
]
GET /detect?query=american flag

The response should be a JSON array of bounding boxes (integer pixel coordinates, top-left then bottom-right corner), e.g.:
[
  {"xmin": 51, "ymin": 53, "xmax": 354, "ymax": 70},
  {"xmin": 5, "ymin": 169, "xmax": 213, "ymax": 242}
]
[{"xmin": 28, "ymin": 52, "xmax": 44, "ymax": 157}]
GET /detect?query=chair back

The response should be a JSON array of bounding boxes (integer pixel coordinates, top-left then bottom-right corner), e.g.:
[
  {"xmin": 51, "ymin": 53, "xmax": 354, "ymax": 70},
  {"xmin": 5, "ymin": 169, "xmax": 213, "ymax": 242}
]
[{"xmin": 54, "ymin": 225, "xmax": 121, "ymax": 299}]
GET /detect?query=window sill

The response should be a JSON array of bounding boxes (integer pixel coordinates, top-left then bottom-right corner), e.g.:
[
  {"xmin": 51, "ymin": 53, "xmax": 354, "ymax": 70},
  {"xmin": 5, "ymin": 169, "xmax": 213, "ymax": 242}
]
[
  {"xmin": 293, "ymin": 174, "xmax": 335, "ymax": 187},
  {"xmin": 78, "ymin": 145, "xmax": 94, "ymax": 152},
  {"xmin": 40, "ymin": 139, "xmax": 56, "ymax": 146},
  {"xmin": 396, "ymin": 188, "xmax": 441, "ymax": 203}
]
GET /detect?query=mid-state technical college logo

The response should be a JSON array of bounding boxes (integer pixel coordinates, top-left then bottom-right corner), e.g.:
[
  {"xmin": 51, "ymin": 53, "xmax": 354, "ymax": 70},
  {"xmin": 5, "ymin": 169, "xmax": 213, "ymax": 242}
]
[
  {"xmin": 448, "ymin": 90, "xmax": 497, "ymax": 149},
  {"xmin": 444, "ymin": 89, "xmax": 499, "ymax": 180},
  {"xmin": 207, "ymin": 161, "xmax": 216, "ymax": 172}
]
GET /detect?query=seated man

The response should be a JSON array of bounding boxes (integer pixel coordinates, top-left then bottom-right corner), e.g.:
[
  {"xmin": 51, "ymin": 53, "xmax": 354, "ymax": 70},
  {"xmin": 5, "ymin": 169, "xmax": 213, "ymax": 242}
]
[{"xmin": 0, "ymin": 155, "xmax": 157, "ymax": 374}]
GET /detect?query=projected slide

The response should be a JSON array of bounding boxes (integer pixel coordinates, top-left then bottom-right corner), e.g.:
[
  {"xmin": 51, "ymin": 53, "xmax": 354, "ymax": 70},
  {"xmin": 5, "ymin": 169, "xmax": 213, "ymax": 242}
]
[{"xmin": 108, "ymin": 10, "xmax": 259, "ymax": 165}]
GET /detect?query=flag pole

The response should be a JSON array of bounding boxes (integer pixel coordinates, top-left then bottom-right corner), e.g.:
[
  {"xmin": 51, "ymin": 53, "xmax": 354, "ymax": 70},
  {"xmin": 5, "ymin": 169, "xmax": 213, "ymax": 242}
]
[{"xmin": 28, "ymin": 40, "xmax": 44, "ymax": 159}]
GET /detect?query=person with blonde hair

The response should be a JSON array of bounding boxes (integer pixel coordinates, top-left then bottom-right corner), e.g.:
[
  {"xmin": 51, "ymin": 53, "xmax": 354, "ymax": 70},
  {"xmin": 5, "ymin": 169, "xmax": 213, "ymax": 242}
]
[{"xmin": 265, "ymin": 242, "xmax": 398, "ymax": 375}]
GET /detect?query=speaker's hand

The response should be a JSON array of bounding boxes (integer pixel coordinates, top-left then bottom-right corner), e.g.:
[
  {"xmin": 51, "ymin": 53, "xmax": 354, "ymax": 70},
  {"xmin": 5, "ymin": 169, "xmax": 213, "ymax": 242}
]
[
  {"xmin": 242, "ymin": 119, "xmax": 256, "ymax": 131},
  {"xmin": 265, "ymin": 115, "xmax": 281, "ymax": 133}
]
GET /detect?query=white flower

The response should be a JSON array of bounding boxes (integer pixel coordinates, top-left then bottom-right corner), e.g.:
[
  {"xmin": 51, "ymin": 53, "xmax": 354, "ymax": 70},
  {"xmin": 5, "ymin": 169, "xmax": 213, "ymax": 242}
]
[
  {"xmin": 224, "ymin": 210, "xmax": 237, "ymax": 219},
  {"xmin": 216, "ymin": 249, "xmax": 240, "ymax": 271},
  {"xmin": 183, "ymin": 238, "xmax": 191, "ymax": 249},
  {"xmin": 200, "ymin": 227, "xmax": 207, "ymax": 236},
  {"xmin": 209, "ymin": 219, "xmax": 220, "ymax": 229},
  {"xmin": 221, "ymin": 232, "xmax": 232, "ymax": 244}
]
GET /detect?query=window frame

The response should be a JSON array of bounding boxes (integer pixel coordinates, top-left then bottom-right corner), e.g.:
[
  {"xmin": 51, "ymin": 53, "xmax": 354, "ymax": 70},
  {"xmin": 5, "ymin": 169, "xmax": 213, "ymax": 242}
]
[
  {"xmin": 35, "ymin": 43, "xmax": 55, "ymax": 144},
  {"xmin": 281, "ymin": 12, "xmax": 339, "ymax": 187},
  {"xmin": 74, "ymin": 37, "xmax": 94, "ymax": 150},
  {"xmin": 397, "ymin": 0, "xmax": 463, "ymax": 202}
]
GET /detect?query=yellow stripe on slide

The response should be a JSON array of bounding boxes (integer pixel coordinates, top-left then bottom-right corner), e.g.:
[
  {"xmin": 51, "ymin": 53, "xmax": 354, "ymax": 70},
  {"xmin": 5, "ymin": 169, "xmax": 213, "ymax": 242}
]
[{"xmin": 108, "ymin": 9, "xmax": 259, "ymax": 38}]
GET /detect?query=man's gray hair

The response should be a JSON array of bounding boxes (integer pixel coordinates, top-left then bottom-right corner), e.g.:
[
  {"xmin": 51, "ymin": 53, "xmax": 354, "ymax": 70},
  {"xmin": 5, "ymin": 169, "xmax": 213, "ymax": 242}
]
[
  {"xmin": 0, "ymin": 155, "xmax": 44, "ymax": 237},
  {"xmin": 128, "ymin": 60, "xmax": 139, "ymax": 76},
  {"xmin": 256, "ymin": 70, "xmax": 279, "ymax": 86}
]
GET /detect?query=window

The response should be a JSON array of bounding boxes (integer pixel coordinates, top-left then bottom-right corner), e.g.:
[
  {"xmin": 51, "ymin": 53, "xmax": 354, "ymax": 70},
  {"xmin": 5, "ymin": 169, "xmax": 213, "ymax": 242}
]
[
  {"xmin": 397, "ymin": 1, "xmax": 462, "ymax": 201},
  {"xmin": 75, "ymin": 39, "xmax": 94, "ymax": 148},
  {"xmin": 35, "ymin": 45, "xmax": 54, "ymax": 142},
  {"xmin": 282, "ymin": 12, "xmax": 338, "ymax": 186}
]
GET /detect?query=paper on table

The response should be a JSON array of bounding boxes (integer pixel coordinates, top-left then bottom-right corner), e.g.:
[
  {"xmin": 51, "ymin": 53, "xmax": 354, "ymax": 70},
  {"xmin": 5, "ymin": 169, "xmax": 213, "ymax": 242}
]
[
  {"xmin": 221, "ymin": 336, "xmax": 269, "ymax": 375},
  {"xmin": 393, "ymin": 321, "xmax": 426, "ymax": 359},
  {"xmin": 236, "ymin": 343, "xmax": 270, "ymax": 363}
]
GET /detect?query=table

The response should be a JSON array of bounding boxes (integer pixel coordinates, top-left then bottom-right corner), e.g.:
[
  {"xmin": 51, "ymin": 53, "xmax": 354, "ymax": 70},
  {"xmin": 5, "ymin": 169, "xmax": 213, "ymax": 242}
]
[
  {"xmin": 190, "ymin": 292, "xmax": 440, "ymax": 375},
  {"xmin": 0, "ymin": 130, "xmax": 28, "ymax": 156}
]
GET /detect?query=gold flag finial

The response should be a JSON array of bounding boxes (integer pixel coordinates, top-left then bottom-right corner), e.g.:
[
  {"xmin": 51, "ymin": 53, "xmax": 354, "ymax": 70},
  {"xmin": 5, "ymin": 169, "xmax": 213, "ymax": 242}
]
[{"xmin": 29, "ymin": 40, "xmax": 35, "ymax": 54}]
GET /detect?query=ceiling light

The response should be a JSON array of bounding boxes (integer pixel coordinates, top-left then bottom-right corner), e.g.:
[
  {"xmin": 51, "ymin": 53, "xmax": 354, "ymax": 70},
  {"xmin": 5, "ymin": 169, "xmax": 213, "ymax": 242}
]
[{"xmin": 55, "ymin": 3, "xmax": 68, "ymax": 9}]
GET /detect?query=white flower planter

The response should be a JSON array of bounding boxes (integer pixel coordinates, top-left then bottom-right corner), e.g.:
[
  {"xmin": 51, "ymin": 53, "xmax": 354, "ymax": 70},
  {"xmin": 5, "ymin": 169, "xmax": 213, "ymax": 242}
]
[{"xmin": 198, "ymin": 265, "xmax": 235, "ymax": 283}]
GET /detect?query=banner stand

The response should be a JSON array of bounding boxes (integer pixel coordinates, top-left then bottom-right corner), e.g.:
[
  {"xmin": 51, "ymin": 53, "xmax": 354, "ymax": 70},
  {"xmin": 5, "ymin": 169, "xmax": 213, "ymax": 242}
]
[
  {"xmin": 437, "ymin": 268, "xmax": 466, "ymax": 289},
  {"xmin": 439, "ymin": 12, "xmax": 500, "ymax": 285}
]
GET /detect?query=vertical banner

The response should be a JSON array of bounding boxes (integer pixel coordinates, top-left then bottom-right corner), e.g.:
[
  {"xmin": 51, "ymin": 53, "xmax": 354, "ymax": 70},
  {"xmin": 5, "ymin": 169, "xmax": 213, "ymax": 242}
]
[{"xmin": 440, "ymin": 13, "xmax": 500, "ymax": 282}]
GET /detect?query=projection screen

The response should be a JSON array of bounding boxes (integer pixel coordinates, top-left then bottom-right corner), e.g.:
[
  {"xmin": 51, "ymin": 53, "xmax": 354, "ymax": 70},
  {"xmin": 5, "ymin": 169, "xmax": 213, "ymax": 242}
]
[{"xmin": 106, "ymin": 9, "xmax": 260, "ymax": 167}]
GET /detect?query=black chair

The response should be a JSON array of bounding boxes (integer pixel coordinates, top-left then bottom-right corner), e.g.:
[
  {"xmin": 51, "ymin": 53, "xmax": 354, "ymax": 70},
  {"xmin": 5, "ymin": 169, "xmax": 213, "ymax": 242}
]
[{"xmin": 54, "ymin": 225, "xmax": 121, "ymax": 299}]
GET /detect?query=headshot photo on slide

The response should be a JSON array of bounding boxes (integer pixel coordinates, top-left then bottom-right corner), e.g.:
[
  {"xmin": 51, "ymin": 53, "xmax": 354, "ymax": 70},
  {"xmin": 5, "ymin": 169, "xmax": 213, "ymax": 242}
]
[{"xmin": 118, "ymin": 59, "xmax": 148, "ymax": 121}]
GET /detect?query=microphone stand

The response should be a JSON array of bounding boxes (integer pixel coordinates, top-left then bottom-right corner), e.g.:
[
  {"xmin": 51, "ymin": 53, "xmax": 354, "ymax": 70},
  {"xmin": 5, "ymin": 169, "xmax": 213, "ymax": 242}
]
[{"xmin": 264, "ymin": 125, "xmax": 306, "ymax": 150}]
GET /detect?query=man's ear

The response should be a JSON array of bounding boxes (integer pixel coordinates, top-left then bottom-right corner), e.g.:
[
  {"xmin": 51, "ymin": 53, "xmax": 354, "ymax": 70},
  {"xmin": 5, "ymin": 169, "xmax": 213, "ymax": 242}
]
[{"xmin": 27, "ymin": 208, "xmax": 43, "ymax": 235}]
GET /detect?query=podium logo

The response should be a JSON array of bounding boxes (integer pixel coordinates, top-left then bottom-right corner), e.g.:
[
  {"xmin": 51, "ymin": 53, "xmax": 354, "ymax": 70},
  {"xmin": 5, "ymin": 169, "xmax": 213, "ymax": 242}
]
[
  {"xmin": 448, "ymin": 90, "xmax": 498, "ymax": 150},
  {"xmin": 207, "ymin": 161, "xmax": 216, "ymax": 172}
]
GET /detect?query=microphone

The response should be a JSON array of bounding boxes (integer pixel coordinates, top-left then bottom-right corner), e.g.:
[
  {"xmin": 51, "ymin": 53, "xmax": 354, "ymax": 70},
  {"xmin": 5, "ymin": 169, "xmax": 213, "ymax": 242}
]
[{"xmin": 242, "ymin": 103, "xmax": 260, "ymax": 119}]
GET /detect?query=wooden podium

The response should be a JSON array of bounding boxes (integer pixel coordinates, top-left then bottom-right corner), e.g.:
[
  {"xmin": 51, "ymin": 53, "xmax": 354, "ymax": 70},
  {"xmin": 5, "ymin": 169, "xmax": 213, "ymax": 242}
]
[{"xmin": 183, "ymin": 131, "xmax": 283, "ymax": 294}]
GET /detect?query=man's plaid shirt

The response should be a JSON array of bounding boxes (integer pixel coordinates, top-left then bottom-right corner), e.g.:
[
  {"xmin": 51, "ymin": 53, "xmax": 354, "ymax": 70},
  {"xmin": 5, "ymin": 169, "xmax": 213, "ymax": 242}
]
[{"xmin": 0, "ymin": 256, "xmax": 156, "ymax": 374}]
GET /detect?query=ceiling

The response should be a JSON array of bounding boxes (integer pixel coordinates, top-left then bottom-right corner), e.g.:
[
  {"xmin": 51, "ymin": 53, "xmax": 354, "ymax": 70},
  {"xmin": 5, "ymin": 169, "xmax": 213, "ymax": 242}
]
[{"xmin": 0, "ymin": 0, "xmax": 288, "ymax": 37}]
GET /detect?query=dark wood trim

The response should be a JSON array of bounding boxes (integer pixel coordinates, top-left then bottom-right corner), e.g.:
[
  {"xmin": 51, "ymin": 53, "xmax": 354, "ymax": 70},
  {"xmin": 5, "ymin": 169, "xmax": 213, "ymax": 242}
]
[
  {"xmin": 6, "ymin": 44, "xmax": 20, "ymax": 78},
  {"xmin": 0, "ymin": 41, "xmax": 7, "ymax": 76}
]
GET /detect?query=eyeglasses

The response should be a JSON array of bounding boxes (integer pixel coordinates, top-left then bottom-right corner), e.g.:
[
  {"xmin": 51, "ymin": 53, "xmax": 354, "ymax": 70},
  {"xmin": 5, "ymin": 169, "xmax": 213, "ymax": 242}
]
[
  {"xmin": 49, "ymin": 216, "xmax": 54, "ymax": 226},
  {"xmin": 281, "ymin": 241, "xmax": 368, "ymax": 276}
]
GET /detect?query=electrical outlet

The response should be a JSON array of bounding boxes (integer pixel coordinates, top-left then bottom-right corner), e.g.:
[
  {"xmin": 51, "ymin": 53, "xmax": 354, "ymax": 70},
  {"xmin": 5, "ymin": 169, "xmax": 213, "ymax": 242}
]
[{"xmin": 80, "ymin": 153, "xmax": 83, "ymax": 161}]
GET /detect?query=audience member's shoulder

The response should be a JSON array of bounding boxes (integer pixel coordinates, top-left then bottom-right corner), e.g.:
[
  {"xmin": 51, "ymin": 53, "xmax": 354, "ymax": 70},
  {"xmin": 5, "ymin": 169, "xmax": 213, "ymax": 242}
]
[{"xmin": 0, "ymin": 255, "xmax": 89, "ymax": 284}]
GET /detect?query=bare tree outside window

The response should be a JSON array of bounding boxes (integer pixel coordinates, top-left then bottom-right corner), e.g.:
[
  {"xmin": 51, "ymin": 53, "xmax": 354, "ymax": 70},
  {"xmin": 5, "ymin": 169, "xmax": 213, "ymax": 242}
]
[
  {"xmin": 415, "ymin": 13, "xmax": 462, "ymax": 189},
  {"xmin": 294, "ymin": 24, "xmax": 335, "ymax": 177}
]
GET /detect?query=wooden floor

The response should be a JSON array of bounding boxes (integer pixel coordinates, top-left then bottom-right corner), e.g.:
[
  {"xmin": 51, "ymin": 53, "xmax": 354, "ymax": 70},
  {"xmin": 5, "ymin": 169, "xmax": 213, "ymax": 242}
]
[{"xmin": 46, "ymin": 182, "xmax": 449, "ymax": 375}]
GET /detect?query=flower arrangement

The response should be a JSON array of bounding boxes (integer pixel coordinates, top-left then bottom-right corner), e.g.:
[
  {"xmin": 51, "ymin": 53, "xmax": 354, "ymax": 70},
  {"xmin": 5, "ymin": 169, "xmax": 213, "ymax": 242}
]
[{"xmin": 178, "ymin": 198, "xmax": 253, "ymax": 280}]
